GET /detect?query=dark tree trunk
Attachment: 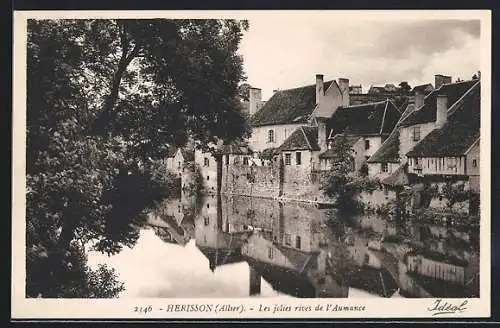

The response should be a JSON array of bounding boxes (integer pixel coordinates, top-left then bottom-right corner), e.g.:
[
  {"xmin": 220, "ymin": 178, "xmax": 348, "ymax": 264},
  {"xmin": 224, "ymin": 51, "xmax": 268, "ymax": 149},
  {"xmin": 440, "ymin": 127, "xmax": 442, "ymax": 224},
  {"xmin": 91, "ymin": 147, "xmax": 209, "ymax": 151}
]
[{"xmin": 90, "ymin": 38, "xmax": 139, "ymax": 135}]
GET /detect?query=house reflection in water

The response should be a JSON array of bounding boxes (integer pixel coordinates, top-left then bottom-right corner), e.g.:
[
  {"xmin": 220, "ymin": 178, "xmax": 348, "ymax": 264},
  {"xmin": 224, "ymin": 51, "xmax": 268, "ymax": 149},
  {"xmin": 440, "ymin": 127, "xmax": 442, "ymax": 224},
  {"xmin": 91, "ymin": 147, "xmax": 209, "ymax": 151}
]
[
  {"xmin": 141, "ymin": 193, "xmax": 478, "ymax": 299},
  {"xmin": 239, "ymin": 199, "xmax": 349, "ymax": 298},
  {"xmin": 195, "ymin": 195, "xmax": 253, "ymax": 272}
]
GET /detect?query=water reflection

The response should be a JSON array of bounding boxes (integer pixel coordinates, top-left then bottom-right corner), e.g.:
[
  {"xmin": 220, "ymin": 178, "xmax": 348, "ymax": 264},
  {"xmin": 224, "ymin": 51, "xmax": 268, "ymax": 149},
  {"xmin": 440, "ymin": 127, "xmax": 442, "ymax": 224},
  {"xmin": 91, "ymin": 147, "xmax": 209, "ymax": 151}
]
[{"xmin": 88, "ymin": 193, "xmax": 479, "ymax": 298}]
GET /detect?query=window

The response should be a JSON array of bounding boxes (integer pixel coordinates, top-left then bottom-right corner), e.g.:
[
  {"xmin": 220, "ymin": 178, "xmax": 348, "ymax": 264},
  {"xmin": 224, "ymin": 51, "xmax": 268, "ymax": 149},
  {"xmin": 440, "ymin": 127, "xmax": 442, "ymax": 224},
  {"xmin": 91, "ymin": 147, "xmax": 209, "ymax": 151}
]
[
  {"xmin": 295, "ymin": 236, "xmax": 301, "ymax": 249},
  {"xmin": 415, "ymin": 158, "xmax": 419, "ymax": 165},
  {"xmin": 412, "ymin": 126, "xmax": 421, "ymax": 141},
  {"xmin": 204, "ymin": 217, "xmax": 209, "ymax": 226},
  {"xmin": 268, "ymin": 129, "xmax": 275, "ymax": 143},
  {"xmin": 204, "ymin": 157, "xmax": 209, "ymax": 167},
  {"xmin": 225, "ymin": 155, "xmax": 229, "ymax": 165},
  {"xmin": 267, "ymin": 247, "xmax": 274, "ymax": 259},
  {"xmin": 295, "ymin": 152, "xmax": 302, "ymax": 165},
  {"xmin": 365, "ymin": 139, "xmax": 370, "ymax": 150},
  {"xmin": 178, "ymin": 161, "xmax": 181, "ymax": 169},
  {"xmin": 472, "ymin": 159, "xmax": 478, "ymax": 167},
  {"xmin": 243, "ymin": 157, "xmax": 249, "ymax": 165},
  {"xmin": 207, "ymin": 203, "xmax": 210, "ymax": 209},
  {"xmin": 381, "ymin": 163, "xmax": 388, "ymax": 173},
  {"xmin": 284, "ymin": 233, "xmax": 292, "ymax": 246},
  {"xmin": 284, "ymin": 153, "xmax": 291, "ymax": 165},
  {"xmin": 206, "ymin": 175, "xmax": 210, "ymax": 181}
]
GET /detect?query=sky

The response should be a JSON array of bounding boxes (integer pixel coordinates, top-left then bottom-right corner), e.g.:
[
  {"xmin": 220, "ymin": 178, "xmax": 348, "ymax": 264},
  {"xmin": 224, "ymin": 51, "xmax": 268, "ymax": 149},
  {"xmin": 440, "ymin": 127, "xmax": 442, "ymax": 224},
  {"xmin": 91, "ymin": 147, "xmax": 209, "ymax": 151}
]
[{"xmin": 238, "ymin": 16, "xmax": 481, "ymax": 100}]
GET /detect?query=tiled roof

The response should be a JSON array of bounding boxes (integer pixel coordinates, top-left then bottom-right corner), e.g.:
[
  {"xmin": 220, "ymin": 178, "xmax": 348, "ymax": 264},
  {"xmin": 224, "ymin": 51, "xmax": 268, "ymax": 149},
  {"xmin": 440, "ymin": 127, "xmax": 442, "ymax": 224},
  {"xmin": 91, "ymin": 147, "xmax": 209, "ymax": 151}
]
[
  {"xmin": 406, "ymin": 82, "xmax": 480, "ymax": 157},
  {"xmin": 279, "ymin": 126, "xmax": 320, "ymax": 151},
  {"xmin": 369, "ymin": 86, "xmax": 386, "ymax": 93},
  {"xmin": 180, "ymin": 148, "xmax": 195, "ymax": 161},
  {"xmin": 347, "ymin": 266, "xmax": 399, "ymax": 297},
  {"xmin": 319, "ymin": 134, "xmax": 360, "ymax": 159},
  {"xmin": 367, "ymin": 129, "xmax": 400, "ymax": 163},
  {"xmin": 218, "ymin": 140, "xmax": 253, "ymax": 155},
  {"xmin": 327, "ymin": 100, "xmax": 401, "ymax": 137},
  {"xmin": 368, "ymin": 99, "xmax": 418, "ymax": 164},
  {"xmin": 399, "ymin": 79, "xmax": 478, "ymax": 127},
  {"xmin": 197, "ymin": 247, "xmax": 244, "ymax": 268},
  {"xmin": 411, "ymin": 83, "xmax": 434, "ymax": 95},
  {"xmin": 250, "ymin": 81, "xmax": 334, "ymax": 127},
  {"xmin": 381, "ymin": 164, "xmax": 409, "ymax": 186}
]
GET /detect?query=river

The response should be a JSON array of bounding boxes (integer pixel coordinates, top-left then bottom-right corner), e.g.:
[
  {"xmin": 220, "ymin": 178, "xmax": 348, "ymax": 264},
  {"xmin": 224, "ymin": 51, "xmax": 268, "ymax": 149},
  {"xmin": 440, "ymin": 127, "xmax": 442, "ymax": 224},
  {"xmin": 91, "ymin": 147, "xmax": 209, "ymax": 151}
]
[{"xmin": 87, "ymin": 192, "xmax": 479, "ymax": 299}]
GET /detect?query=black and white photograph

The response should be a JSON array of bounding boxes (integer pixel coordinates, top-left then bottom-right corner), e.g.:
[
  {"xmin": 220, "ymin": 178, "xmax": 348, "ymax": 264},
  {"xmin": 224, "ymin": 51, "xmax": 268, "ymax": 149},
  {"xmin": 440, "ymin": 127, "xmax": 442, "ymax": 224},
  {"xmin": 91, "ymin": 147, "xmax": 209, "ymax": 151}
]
[{"xmin": 12, "ymin": 10, "xmax": 491, "ymax": 319}]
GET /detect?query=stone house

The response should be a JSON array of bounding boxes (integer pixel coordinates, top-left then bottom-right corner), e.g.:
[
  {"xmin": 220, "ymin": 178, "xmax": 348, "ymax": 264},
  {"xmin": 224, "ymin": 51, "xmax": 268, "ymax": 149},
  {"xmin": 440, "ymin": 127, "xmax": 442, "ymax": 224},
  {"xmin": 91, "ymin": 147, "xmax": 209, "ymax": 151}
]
[
  {"xmin": 194, "ymin": 147, "xmax": 219, "ymax": 194},
  {"xmin": 368, "ymin": 86, "xmax": 387, "ymax": 94},
  {"xmin": 248, "ymin": 74, "xmax": 349, "ymax": 153},
  {"xmin": 397, "ymin": 77, "xmax": 477, "ymax": 162},
  {"xmin": 368, "ymin": 84, "xmax": 399, "ymax": 94},
  {"xmin": 349, "ymin": 84, "xmax": 363, "ymax": 94},
  {"xmin": 241, "ymin": 201, "xmax": 349, "ymax": 297},
  {"xmin": 319, "ymin": 99, "xmax": 403, "ymax": 174},
  {"xmin": 405, "ymin": 79, "xmax": 480, "ymax": 213},
  {"xmin": 164, "ymin": 146, "xmax": 182, "ymax": 174},
  {"xmin": 276, "ymin": 125, "xmax": 333, "ymax": 202},
  {"xmin": 318, "ymin": 134, "xmax": 365, "ymax": 172},
  {"xmin": 366, "ymin": 77, "xmax": 480, "ymax": 214}
]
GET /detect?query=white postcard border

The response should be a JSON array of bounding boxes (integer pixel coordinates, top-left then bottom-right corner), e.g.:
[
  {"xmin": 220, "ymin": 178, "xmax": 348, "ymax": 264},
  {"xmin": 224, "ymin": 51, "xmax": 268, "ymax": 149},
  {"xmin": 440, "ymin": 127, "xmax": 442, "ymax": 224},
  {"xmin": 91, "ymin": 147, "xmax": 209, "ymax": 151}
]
[{"xmin": 11, "ymin": 9, "xmax": 492, "ymax": 319}]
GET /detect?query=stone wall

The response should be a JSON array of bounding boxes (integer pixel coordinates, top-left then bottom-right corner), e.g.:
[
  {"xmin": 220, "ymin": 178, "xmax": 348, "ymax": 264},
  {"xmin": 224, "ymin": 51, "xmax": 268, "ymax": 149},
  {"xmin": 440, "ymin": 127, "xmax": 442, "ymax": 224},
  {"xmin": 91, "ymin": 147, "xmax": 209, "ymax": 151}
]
[{"xmin": 221, "ymin": 163, "xmax": 281, "ymax": 199}]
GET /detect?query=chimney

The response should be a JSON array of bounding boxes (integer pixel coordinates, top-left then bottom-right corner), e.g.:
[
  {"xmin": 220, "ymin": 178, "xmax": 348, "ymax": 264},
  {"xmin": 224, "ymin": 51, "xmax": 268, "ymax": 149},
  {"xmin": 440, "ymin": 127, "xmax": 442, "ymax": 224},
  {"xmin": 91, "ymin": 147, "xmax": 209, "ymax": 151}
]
[
  {"xmin": 435, "ymin": 74, "xmax": 452, "ymax": 89},
  {"xmin": 316, "ymin": 74, "xmax": 324, "ymax": 105},
  {"xmin": 317, "ymin": 119, "xmax": 328, "ymax": 152},
  {"xmin": 338, "ymin": 78, "xmax": 349, "ymax": 94},
  {"xmin": 249, "ymin": 87, "xmax": 262, "ymax": 116},
  {"xmin": 414, "ymin": 90, "xmax": 424, "ymax": 109},
  {"xmin": 436, "ymin": 94, "xmax": 448, "ymax": 128},
  {"xmin": 338, "ymin": 78, "xmax": 350, "ymax": 107}
]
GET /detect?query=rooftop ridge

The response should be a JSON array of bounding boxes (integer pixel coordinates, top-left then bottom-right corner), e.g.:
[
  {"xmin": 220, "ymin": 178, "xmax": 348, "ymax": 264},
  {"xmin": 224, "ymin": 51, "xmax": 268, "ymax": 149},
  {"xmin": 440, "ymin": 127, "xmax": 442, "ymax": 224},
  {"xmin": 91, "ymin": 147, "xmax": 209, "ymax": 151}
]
[
  {"xmin": 276, "ymin": 79, "xmax": 335, "ymax": 93},
  {"xmin": 379, "ymin": 99, "xmax": 389, "ymax": 135},
  {"xmin": 340, "ymin": 100, "xmax": 388, "ymax": 109}
]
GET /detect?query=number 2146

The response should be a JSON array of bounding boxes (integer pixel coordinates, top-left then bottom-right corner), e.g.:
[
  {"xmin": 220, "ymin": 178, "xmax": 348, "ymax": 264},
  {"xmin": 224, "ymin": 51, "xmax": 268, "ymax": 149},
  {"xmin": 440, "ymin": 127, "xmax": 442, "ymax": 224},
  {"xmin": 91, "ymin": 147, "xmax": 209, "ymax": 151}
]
[{"xmin": 134, "ymin": 305, "xmax": 153, "ymax": 314}]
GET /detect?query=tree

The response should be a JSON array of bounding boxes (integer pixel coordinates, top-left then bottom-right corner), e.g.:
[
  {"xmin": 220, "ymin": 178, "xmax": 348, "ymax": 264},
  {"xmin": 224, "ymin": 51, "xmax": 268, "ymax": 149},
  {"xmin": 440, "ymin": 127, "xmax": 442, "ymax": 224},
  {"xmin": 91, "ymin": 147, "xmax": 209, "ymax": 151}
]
[
  {"xmin": 398, "ymin": 81, "xmax": 412, "ymax": 94},
  {"xmin": 320, "ymin": 134, "xmax": 356, "ymax": 208},
  {"xmin": 26, "ymin": 19, "xmax": 249, "ymax": 297},
  {"xmin": 237, "ymin": 83, "xmax": 252, "ymax": 101}
]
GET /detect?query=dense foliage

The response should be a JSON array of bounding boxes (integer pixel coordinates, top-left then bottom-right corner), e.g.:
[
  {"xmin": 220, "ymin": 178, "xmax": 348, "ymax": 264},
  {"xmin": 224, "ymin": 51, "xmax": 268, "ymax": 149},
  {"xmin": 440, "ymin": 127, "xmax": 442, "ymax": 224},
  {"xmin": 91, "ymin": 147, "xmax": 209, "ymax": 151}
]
[
  {"xmin": 320, "ymin": 134, "xmax": 380, "ymax": 210},
  {"xmin": 26, "ymin": 19, "xmax": 249, "ymax": 297}
]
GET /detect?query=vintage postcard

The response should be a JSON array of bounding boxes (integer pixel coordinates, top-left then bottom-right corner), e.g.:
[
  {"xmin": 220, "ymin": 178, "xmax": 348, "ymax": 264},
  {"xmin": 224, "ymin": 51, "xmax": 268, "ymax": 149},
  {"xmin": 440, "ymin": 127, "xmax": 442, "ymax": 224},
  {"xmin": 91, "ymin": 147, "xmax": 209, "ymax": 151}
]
[{"xmin": 11, "ymin": 9, "xmax": 491, "ymax": 319}]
